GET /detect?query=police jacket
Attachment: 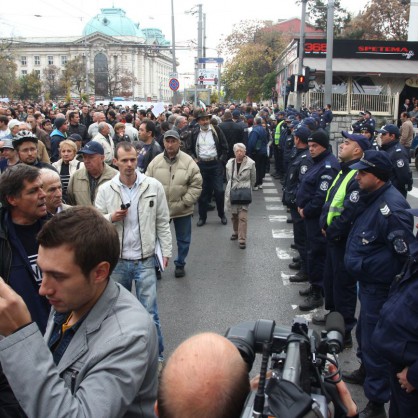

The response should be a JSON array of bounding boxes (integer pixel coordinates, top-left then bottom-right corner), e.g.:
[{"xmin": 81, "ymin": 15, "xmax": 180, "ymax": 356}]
[
  {"xmin": 296, "ymin": 149, "xmax": 340, "ymax": 219},
  {"xmin": 282, "ymin": 132, "xmax": 295, "ymax": 164},
  {"xmin": 344, "ymin": 182, "xmax": 413, "ymax": 286},
  {"xmin": 381, "ymin": 140, "xmax": 412, "ymax": 194},
  {"xmin": 283, "ymin": 147, "xmax": 312, "ymax": 208},
  {"xmin": 320, "ymin": 109, "xmax": 333, "ymax": 128},
  {"xmin": 373, "ymin": 252, "xmax": 418, "ymax": 388},
  {"xmin": 319, "ymin": 160, "xmax": 365, "ymax": 243},
  {"xmin": 352, "ymin": 117, "xmax": 376, "ymax": 133}
]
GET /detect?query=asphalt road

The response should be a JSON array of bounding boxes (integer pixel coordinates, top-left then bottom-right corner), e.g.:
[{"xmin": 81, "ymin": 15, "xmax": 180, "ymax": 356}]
[{"xmin": 157, "ymin": 167, "xmax": 417, "ymax": 412}]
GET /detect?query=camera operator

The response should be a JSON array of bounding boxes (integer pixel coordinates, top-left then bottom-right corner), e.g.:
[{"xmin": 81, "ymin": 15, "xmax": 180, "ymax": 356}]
[{"xmin": 156, "ymin": 332, "xmax": 359, "ymax": 418}]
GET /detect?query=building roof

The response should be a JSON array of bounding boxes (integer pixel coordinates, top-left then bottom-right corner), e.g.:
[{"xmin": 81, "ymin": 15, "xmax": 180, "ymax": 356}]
[
  {"xmin": 264, "ymin": 18, "xmax": 325, "ymax": 38},
  {"xmin": 83, "ymin": 8, "xmax": 146, "ymax": 40}
]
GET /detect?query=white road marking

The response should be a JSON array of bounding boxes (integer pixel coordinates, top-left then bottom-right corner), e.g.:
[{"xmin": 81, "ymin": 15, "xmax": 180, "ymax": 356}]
[
  {"xmin": 276, "ymin": 248, "xmax": 292, "ymax": 259},
  {"xmin": 281, "ymin": 272, "xmax": 292, "ymax": 285},
  {"xmin": 264, "ymin": 196, "xmax": 281, "ymax": 202},
  {"xmin": 272, "ymin": 229, "xmax": 294, "ymax": 239},
  {"xmin": 262, "ymin": 189, "xmax": 278, "ymax": 194},
  {"xmin": 270, "ymin": 215, "xmax": 288, "ymax": 222},
  {"xmin": 408, "ymin": 186, "xmax": 418, "ymax": 198},
  {"xmin": 266, "ymin": 205, "xmax": 285, "ymax": 211}
]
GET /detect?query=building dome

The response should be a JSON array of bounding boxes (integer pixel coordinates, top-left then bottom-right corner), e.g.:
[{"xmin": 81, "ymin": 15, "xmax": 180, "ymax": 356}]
[{"xmin": 83, "ymin": 8, "xmax": 145, "ymax": 39}]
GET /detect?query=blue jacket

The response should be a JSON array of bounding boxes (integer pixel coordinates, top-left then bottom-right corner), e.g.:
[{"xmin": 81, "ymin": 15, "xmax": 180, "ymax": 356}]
[
  {"xmin": 0, "ymin": 208, "xmax": 51, "ymax": 334},
  {"xmin": 247, "ymin": 125, "xmax": 268, "ymax": 156},
  {"xmin": 50, "ymin": 129, "xmax": 66, "ymax": 163},
  {"xmin": 344, "ymin": 182, "xmax": 413, "ymax": 285},
  {"xmin": 283, "ymin": 147, "xmax": 312, "ymax": 208},
  {"xmin": 296, "ymin": 149, "xmax": 340, "ymax": 219},
  {"xmin": 373, "ymin": 252, "xmax": 418, "ymax": 388}
]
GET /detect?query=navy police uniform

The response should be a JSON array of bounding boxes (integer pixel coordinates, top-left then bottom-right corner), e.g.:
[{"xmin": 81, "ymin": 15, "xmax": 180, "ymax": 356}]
[
  {"xmin": 374, "ymin": 236, "xmax": 418, "ymax": 417},
  {"xmin": 283, "ymin": 127, "xmax": 313, "ymax": 274},
  {"xmin": 381, "ymin": 140, "xmax": 412, "ymax": 198},
  {"xmin": 296, "ymin": 139, "xmax": 340, "ymax": 295},
  {"xmin": 345, "ymin": 151, "xmax": 413, "ymax": 405}
]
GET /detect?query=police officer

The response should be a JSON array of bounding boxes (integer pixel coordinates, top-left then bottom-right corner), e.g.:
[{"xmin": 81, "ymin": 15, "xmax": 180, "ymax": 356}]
[
  {"xmin": 272, "ymin": 111, "xmax": 286, "ymax": 179},
  {"xmin": 315, "ymin": 131, "xmax": 371, "ymax": 348},
  {"xmin": 359, "ymin": 126, "xmax": 379, "ymax": 151},
  {"xmin": 343, "ymin": 150, "xmax": 413, "ymax": 418},
  {"xmin": 282, "ymin": 125, "xmax": 313, "ymax": 283},
  {"xmin": 352, "ymin": 110, "xmax": 376, "ymax": 133},
  {"xmin": 377, "ymin": 124, "xmax": 412, "ymax": 198},
  {"xmin": 373, "ymin": 213, "xmax": 418, "ymax": 417},
  {"xmin": 296, "ymin": 131, "xmax": 340, "ymax": 311},
  {"xmin": 320, "ymin": 104, "xmax": 333, "ymax": 135},
  {"xmin": 280, "ymin": 116, "xmax": 294, "ymax": 180}
]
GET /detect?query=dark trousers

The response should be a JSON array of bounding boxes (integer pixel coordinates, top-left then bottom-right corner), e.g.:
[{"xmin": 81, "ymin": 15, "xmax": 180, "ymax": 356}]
[
  {"xmin": 389, "ymin": 365, "xmax": 418, "ymax": 418},
  {"xmin": 305, "ymin": 217, "xmax": 326, "ymax": 288},
  {"xmin": 290, "ymin": 207, "xmax": 307, "ymax": 271},
  {"xmin": 323, "ymin": 242, "xmax": 357, "ymax": 333},
  {"xmin": 197, "ymin": 160, "xmax": 225, "ymax": 220},
  {"xmin": 253, "ymin": 153, "xmax": 266, "ymax": 186},
  {"xmin": 357, "ymin": 282, "xmax": 391, "ymax": 403},
  {"xmin": 273, "ymin": 145, "xmax": 283, "ymax": 176}
]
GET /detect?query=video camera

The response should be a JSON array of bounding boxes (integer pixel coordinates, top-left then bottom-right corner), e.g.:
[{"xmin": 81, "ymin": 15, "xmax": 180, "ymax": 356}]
[{"xmin": 225, "ymin": 312, "xmax": 348, "ymax": 418}]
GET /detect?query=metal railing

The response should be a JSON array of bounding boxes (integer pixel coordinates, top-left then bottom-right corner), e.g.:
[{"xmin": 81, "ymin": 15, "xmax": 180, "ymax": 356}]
[{"xmin": 305, "ymin": 92, "xmax": 398, "ymax": 117}]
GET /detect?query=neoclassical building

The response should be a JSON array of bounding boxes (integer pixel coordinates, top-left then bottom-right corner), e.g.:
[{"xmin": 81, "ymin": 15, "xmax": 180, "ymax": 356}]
[{"xmin": 7, "ymin": 8, "xmax": 174, "ymax": 101}]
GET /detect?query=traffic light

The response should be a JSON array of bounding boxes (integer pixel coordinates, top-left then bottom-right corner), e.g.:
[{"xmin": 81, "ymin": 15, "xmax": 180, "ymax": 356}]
[
  {"xmin": 296, "ymin": 74, "xmax": 306, "ymax": 92},
  {"xmin": 303, "ymin": 67, "xmax": 317, "ymax": 92}
]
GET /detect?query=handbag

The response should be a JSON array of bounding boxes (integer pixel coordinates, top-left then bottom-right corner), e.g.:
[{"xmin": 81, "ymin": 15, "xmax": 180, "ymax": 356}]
[{"xmin": 230, "ymin": 160, "xmax": 252, "ymax": 205}]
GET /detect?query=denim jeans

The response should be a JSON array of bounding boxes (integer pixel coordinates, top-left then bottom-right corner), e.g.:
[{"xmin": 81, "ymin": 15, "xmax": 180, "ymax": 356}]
[
  {"xmin": 173, "ymin": 215, "xmax": 192, "ymax": 267},
  {"xmin": 111, "ymin": 257, "xmax": 164, "ymax": 357}
]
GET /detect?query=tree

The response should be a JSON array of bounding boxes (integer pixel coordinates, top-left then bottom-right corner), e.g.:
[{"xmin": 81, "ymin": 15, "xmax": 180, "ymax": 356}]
[
  {"xmin": 107, "ymin": 64, "xmax": 138, "ymax": 98},
  {"xmin": 17, "ymin": 70, "xmax": 42, "ymax": 100},
  {"xmin": 220, "ymin": 20, "xmax": 285, "ymax": 102},
  {"xmin": 0, "ymin": 40, "xmax": 18, "ymax": 98},
  {"xmin": 43, "ymin": 65, "xmax": 65, "ymax": 99},
  {"xmin": 341, "ymin": 0, "xmax": 409, "ymax": 40},
  {"xmin": 62, "ymin": 56, "xmax": 93, "ymax": 98},
  {"xmin": 304, "ymin": 0, "xmax": 351, "ymax": 36}
]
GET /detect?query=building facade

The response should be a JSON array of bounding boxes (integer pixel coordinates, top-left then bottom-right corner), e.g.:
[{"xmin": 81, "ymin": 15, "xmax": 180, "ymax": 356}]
[{"xmin": 7, "ymin": 8, "xmax": 174, "ymax": 102}]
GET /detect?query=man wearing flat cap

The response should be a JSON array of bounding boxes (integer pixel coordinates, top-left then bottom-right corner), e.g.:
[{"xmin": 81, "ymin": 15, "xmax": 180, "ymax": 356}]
[
  {"xmin": 296, "ymin": 131, "xmax": 340, "ymax": 311},
  {"xmin": 67, "ymin": 141, "xmax": 117, "ymax": 206},
  {"xmin": 147, "ymin": 130, "xmax": 202, "ymax": 278},
  {"xmin": 377, "ymin": 124, "xmax": 412, "ymax": 198},
  {"xmin": 186, "ymin": 110, "xmax": 228, "ymax": 227},
  {"xmin": 315, "ymin": 131, "xmax": 371, "ymax": 347},
  {"xmin": 343, "ymin": 150, "xmax": 413, "ymax": 418}
]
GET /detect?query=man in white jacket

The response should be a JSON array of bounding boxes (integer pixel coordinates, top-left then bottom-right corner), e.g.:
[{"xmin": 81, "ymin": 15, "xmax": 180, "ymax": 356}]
[{"xmin": 95, "ymin": 141, "xmax": 172, "ymax": 363}]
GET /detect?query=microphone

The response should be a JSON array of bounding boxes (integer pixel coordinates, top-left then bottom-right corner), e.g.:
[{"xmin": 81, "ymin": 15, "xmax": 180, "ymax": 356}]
[{"xmin": 325, "ymin": 312, "xmax": 345, "ymax": 354}]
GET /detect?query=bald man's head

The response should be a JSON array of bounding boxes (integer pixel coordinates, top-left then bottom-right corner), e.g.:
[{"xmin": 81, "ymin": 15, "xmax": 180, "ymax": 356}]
[{"xmin": 157, "ymin": 333, "xmax": 250, "ymax": 418}]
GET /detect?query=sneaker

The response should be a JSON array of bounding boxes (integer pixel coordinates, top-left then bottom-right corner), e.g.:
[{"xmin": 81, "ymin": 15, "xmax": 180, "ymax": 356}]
[
  {"xmin": 299, "ymin": 290, "xmax": 323, "ymax": 311},
  {"xmin": 358, "ymin": 401, "xmax": 387, "ymax": 418},
  {"xmin": 239, "ymin": 242, "xmax": 246, "ymax": 249},
  {"xmin": 230, "ymin": 233, "xmax": 238, "ymax": 240},
  {"xmin": 343, "ymin": 363, "xmax": 366, "ymax": 385},
  {"xmin": 175, "ymin": 266, "xmax": 185, "ymax": 278},
  {"xmin": 196, "ymin": 218, "xmax": 206, "ymax": 227},
  {"xmin": 253, "ymin": 186, "xmax": 259, "ymax": 191},
  {"xmin": 289, "ymin": 271, "xmax": 309, "ymax": 283},
  {"xmin": 258, "ymin": 185, "xmax": 263, "ymax": 189},
  {"xmin": 312, "ymin": 312, "xmax": 329, "ymax": 325}
]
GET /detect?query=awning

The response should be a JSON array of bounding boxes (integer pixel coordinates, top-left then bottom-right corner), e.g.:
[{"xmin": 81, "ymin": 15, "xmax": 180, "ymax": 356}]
[{"xmin": 303, "ymin": 58, "xmax": 418, "ymax": 76}]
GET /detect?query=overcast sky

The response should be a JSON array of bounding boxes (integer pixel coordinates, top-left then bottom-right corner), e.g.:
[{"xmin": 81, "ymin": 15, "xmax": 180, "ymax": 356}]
[{"xmin": 0, "ymin": 0, "xmax": 369, "ymax": 83}]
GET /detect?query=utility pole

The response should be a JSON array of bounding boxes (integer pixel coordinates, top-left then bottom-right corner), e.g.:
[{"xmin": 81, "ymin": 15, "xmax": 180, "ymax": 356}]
[
  {"xmin": 324, "ymin": 0, "xmax": 334, "ymax": 107},
  {"xmin": 171, "ymin": 0, "xmax": 178, "ymax": 104},
  {"xmin": 297, "ymin": 0, "xmax": 308, "ymax": 110}
]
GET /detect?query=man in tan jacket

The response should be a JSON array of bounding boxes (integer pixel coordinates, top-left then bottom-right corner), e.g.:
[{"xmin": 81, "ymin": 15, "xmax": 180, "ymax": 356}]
[
  {"xmin": 400, "ymin": 111, "xmax": 414, "ymax": 158},
  {"xmin": 147, "ymin": 130, "xmax": 202, "ymax": 278}
]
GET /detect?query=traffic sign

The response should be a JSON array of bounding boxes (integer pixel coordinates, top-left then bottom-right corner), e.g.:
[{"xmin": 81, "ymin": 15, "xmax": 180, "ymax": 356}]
[
  {"xmin": 198, "ymin": 57, "xmax": 224, "ymax": 64},
  {"xmin": 169, "ymin": 72, "xmax": 178, "ymax": 78},
  {"xmin": 169, "ymin": 78, "xmax": 180, "ymax": 91}
]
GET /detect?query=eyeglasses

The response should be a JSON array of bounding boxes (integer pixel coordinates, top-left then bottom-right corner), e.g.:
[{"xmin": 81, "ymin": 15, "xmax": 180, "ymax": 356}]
[{"xmin": 19, "ymin": 147, "xmax": 37, "ymax": 154}]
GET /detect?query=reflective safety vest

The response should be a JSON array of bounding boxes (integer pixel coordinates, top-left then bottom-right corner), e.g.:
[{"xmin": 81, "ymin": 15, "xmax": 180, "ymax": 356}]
[
  {"xmin": 274, "ymin": 120, "xmax": 284, "ymax": 145},
  {"xmin": 326, "ymin": 169, "xmax": 357, "ymax": 226}
]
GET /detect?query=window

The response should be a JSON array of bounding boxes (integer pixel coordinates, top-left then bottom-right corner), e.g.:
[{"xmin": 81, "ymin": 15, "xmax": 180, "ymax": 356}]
[
  {"xmin": 35, "ymin": 70, "xmax": 41, "ymax": 78},
  {"xmin": 34, "ymin": 56, "xmax": 40, "ymax": 65},
  {"xmin": 21, "ymin": 70, "xmax": 27, "ymax": 76},
  {"xmin": 61, "ymin": 55, "xmax": 67, "ymax": 65},
  {"xmin": 48, "ymin": 56, "xmax": 54, "ymax": 65},
  {"xmin": 21, "ymin": 56, "xmax": 27, "ymax": 66}
]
